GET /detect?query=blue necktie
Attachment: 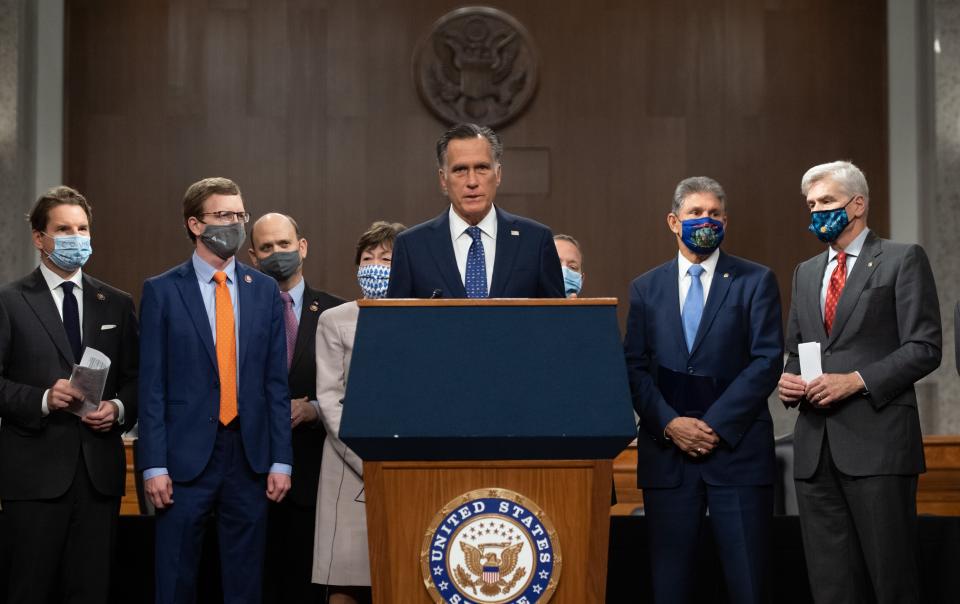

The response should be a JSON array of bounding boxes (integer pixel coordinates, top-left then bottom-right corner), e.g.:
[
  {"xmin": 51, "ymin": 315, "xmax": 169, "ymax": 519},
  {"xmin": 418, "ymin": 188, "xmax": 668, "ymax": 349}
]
[
  {"xmin": 682, "ymin": 264, "xmax": 705, "ymax": 352},
  {"xmin": 464, "ymin": 226, "xmax": 488, "ymax": 298},
  {"xmin": 61, "ymin": 281, "xmax": 82, "ymax": 362}
]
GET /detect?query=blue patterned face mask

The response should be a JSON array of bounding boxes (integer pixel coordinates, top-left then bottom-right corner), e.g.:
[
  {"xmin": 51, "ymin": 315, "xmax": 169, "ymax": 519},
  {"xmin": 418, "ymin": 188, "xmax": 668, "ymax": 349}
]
[
  {"xmin": 562, "ymin": 266, "xmax": 582, "ymax": 296},
  {"xmin": 357, "ymin": 264, "xmax": 390, "ymax": 299},
  {"xmin": 808, "ymin": 197, "xmax": 853, "ymax": 243},
  {"xmin": 43, "ymin": 234, "xmax": 92, "ymax": 271},
  {"xmin": 678, "ymin": 217, "xmax": 724, "ymax": 255}
]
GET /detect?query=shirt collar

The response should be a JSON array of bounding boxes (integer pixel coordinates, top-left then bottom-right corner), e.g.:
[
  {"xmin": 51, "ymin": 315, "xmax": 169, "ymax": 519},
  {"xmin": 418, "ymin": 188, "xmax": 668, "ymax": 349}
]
[
  {"xmin": 449, "ymin": 205, "xmax": 498, "ymax": 240},
  {"xmin": 286, "ymin": 277, "xmax": 305, "ymax": 308},
  {"xmin": 192, "ymin": 251, "xmax": 236, "ymax": 284},
  {"xmin": 39, "ymin": 262, "xmax": 83, "ymax": 293},
  {"xmin": 677, "ymin": 248, "xmax": 720, "ymax": 279},
  {"xmin": 828, "ymin": 227, "xmax": 870, "ymax": 262}
]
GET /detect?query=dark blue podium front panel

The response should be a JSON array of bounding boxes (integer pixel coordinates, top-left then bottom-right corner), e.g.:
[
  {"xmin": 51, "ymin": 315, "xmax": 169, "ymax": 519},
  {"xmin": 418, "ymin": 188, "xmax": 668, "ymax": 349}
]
[{"xmin": 340, "ymin": 302, "xmax": 636, "ymax": 461}]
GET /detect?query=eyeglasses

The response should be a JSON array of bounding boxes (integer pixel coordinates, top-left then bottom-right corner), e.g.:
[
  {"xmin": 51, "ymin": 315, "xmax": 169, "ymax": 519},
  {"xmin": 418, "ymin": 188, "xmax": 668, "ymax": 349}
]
[{"xmin": 198, "ymin": 211, "xmax": 251, "ymax": 224}]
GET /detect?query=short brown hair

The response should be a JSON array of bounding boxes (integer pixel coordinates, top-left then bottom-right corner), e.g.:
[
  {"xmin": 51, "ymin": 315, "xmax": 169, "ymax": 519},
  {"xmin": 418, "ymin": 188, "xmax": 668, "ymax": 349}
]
[
  {"xmin": 354, "ymin": 221, "xmax": 406, "ymax": 265},
  {"xmin": 182, "ymin": 177, "xmax": 241, "ymax": 241},
  {"xmin": 29, "ymin": 186, "xmax": 93, "ymax": 232}
]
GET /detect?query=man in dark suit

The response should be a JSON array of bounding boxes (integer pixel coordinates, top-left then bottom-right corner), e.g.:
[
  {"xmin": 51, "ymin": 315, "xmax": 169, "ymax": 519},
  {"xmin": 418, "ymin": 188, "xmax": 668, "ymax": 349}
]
[
  {"xmin": 0, "ymin": 186, "xmax": 138, "ymax": 603},
  {"xmin": 137, "ymin": 178, "xmax": 293, "ymax": 604},
  {"xmin": 624, "ymin": 177, "xmax": 783, "ymax": 604},
  {"xmin": 778, "ymin": 161, "xmax": 941, "ymax": 603},
  {"xmin": 248, "ymin": 213, "xmax": 344, "ymax": 604},
  {"xmin": 386, "ymin": 123, "xmax": 563, "ymax": 299}
]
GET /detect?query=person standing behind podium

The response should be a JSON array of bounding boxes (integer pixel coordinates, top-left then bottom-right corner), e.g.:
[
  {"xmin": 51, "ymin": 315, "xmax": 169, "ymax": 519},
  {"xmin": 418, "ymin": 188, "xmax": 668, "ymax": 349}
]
[
  {"xmin": 624, "ymin": 177, "xmax": 783, "ymax": 604},
  {"xmin": 554, "ymin": 234, "xmax": 585, "ymax": 298},
  {"xmin": 778, "ymin": 161, "xmax": 941, "ymax": 603},
  {"xmin": 312, "ymin": 221, "xmax": 405, "ymax": 604},
  {"xmin": 137, "ymin": 177, "xmax": 292, "ymax": 604},
  {"xmin": 0, "ymin": 186, "xmax": 138, "ymax": 604},
  {"xmin": 248, "ymin": 213, "xmax": 344, "ymax": 604},
  {"xmin": 386, "ymin": 123, "xmax": 563, "ymax": 299}
]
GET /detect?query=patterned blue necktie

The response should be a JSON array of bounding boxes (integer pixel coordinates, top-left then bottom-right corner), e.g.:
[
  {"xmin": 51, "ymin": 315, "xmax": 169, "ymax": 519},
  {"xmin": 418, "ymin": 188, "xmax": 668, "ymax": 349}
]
[
  {"xmin": 464, "ymin": 226, "xmax": 488, "ymax": 298},
  {"xmin": 682, "ymin": 264, "xmax": 705, "ymax": 352}
]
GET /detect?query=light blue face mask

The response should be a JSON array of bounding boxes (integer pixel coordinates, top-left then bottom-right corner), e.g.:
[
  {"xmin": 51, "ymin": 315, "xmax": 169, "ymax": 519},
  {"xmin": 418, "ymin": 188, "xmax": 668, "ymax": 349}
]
[
  {"xmin": 43, "ymin": 234, "xmax": 92, "ymax": 271},
  {"xmin": 357, "ymin": 263, "xmax": 390, "ymax": 299},
  {"xmin": 562, "ymin": 266, "xmax": 582, "ymax": 297}
]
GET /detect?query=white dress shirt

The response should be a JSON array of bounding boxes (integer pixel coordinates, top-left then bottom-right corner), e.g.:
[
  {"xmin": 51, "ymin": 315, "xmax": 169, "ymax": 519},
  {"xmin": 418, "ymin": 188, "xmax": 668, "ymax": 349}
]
[
  {"xmin": 677, "ymin": 248, "xmax": 720, "ymax": 310},
  {"xmin": 449, "ymin": 205, "xmax": 497, "ymax": 291},
  {"xmin": 820, "ymin": 227, "xmax": 870, "ymax": 317},
  {"xmin": 38, "ymin": 262, "xmax": 125, "ymax": 422}
]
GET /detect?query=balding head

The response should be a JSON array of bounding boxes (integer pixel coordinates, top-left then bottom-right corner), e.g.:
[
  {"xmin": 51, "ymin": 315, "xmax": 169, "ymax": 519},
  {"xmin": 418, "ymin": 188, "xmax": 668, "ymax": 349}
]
[
  {"xmin": 248, "ymin": 213, "xmax": 308, "ymax": 289},
  {"xmin": 251, "ymin": 213, "xmax": 300, "ymax": 248}
]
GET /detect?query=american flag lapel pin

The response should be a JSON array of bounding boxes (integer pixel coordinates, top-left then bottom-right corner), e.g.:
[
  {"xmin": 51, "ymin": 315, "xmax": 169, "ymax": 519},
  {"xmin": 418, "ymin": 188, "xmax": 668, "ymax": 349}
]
[{"xmin": 511, "ymin": 230, "xmax": 519, "ymax": 236}]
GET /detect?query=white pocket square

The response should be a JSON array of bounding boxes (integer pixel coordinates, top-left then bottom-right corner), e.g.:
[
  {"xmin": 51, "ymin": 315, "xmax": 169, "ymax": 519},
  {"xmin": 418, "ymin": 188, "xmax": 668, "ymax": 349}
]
[{"xmin": 101, "ymin": 324, "xmax": 117, "ymax": 331}]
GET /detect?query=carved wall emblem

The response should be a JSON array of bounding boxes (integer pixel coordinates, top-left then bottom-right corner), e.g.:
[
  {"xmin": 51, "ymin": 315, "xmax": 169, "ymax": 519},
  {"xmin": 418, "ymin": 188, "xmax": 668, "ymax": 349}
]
[{"xmin": 413, "ymin": 7, "xmax": 539, "ymax": 127}]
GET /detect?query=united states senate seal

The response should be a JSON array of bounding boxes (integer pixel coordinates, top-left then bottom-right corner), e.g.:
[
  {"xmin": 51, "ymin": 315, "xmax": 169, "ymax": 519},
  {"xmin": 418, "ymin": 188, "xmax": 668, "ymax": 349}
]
[{"xmin": 420, "ymin": 488, "xmax": 561, "ymax": 603}]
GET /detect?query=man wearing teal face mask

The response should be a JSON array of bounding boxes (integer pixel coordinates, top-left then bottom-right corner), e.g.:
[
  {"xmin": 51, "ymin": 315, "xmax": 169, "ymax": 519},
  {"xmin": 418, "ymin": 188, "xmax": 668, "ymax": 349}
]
[
  {"xmin": 0, "ymin": 186, "xmax": 139, "ymax": 603},
  {"xmin": 778, "ymin": 161, "xmax": 941, "ymax": 604}
]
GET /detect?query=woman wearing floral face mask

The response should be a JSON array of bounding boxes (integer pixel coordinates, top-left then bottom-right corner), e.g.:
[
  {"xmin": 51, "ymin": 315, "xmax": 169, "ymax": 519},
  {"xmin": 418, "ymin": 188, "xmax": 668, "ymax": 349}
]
[{"xmin": 311, "ymin": 221, "xmax": 405, "ymax": 604}]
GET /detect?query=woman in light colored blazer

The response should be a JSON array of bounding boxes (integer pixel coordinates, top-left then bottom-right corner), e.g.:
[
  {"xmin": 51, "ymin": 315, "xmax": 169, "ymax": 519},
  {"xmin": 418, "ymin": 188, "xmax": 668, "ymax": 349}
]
[{"xmin": 312, "ymin": 221, "xmax": 405, "ymax": 604}]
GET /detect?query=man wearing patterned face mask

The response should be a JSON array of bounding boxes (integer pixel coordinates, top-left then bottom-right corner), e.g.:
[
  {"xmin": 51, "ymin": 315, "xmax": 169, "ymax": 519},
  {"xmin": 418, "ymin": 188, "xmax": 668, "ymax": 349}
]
[
  {"xmin": 248, "ymin": 212, "xmax": 345, "ymax": 604},
  {"xmin": 138, "ymin": 178, "xmax": 294, "ymax": 604},
  {"xmin": 312, "ymin": 221, "xmax": 405, "ymax": 604},
  {"xmin": 778, "ymin": 161, "xmax": 941, "ymax": 604},
  {"xmin": 624, "ymin": 176, "xmax": 783, "ymax": 604},
  {"xmin": 0, "ymin": 186, "xmax": 139, "ymax": 604}
]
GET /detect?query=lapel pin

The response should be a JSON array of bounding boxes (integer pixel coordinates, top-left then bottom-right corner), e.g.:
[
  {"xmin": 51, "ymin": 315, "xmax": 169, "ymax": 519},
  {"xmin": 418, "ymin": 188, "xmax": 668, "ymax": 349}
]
[
  {"xmin": 723, "ymin": 273, "xmax": 730, "ymax": 278},
  {"xmin": 868, "ymin": 261, "xmax": 873, "ymax": 267},
  {"xmin": 96, "ymin": 292, "xmax": 106, "ymax": 301},
  {"xmin": 244, "ymin": 275, "xmax": 253, "ymax": 283},
  {"xmin": 511, "ymin": 230, "xmax": 520, "ymax": 236},
  {"xmin": 309, "ymin": 303, "xmax": 319, "ymax": 312}
]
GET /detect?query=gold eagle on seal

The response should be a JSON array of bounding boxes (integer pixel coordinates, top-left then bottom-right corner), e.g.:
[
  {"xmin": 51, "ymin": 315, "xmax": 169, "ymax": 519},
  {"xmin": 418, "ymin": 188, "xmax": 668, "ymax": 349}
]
[{"xmin": 454, "ymin": 541, "xmax": 527, "ymax": 597}]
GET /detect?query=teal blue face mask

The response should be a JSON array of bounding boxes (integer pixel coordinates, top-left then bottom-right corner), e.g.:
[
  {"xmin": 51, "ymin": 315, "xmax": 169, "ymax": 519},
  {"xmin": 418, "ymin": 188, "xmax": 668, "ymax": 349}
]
[
  {"xmin": 562, "ymin": 266, "xmax": 582, "ymax": 297},
  {"xmin": 808, "ymin": 197, "xmax": 854, "ymax": 243},
  {"xmin": 43, "ymin": 234, "xmax": 92, "ymax": 271}
]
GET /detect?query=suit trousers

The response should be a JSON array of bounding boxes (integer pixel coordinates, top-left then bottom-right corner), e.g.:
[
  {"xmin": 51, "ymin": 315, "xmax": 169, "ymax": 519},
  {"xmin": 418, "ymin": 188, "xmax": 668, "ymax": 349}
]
[
  {"xmin": 642, "ymin": 459, "xmax": 772, "ymax": 604},
  {"xmin": 263, "ymin": 499, "xmax": 323, "ymax": 604},
  {"xmin": 795, "ymin": 433, "xmax": 919, "ymax": 604},
  {"xmin": 154, "ymin": 427, "xmax": 268, "ymax": 604},
  {"xmin": 0, "ymin": 453, "xmax": 118, "ymax": 604}
]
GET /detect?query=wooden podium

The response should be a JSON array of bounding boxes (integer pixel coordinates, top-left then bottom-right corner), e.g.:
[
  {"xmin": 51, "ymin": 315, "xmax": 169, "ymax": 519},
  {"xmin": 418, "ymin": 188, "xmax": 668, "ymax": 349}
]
[{"xmin": 341, "ymin": 299, "xmax": 636, "ymax": 603}]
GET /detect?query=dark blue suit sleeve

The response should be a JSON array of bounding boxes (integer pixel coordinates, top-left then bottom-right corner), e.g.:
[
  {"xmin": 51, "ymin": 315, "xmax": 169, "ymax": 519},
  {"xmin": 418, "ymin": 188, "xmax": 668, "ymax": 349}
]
[
  {"xmin": 265, "ymin": 284, "xmax": 293, "ymax": 466},
  {"xmin": 538, "ymin": 229, "xmax": 564, "ymax": 298},
  {"xmin": 624, "ymin": 279, "xmax": 679, "ymax": 442},
  {"xmin": 701, "ymin": 269, "xmax": 783, "ymax": 448},
  {"xmin": 386, "ymin": 234, "xmax": 413, "ymax": 298},
  {"xmin": 136, "ymin": 279, "xmax": 167, "ymax": 471}
]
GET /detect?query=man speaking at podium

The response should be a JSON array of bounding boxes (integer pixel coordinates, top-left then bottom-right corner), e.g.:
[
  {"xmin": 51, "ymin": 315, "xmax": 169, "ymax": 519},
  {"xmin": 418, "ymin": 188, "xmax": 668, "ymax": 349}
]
[
  {"xmin": 624, "ymin": 177, "xmax": 783, "ymax": 604},
  {"xmin": 386, "ymin": 123, "xmax": 563, "ymax": 299}
]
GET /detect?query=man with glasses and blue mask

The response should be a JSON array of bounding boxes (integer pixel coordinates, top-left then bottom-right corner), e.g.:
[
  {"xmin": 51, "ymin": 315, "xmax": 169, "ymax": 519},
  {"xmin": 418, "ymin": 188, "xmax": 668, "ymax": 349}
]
[
  {"xmin": 778, "ymin": 161, "xmax": 941, "ymax": 604},
  {"xmin": 247, "ymin": 212, "xmax": 344, "ymax": 604},
  {"xmin": 137, "ymin": 178, "xmax": 293, "ymax": 604},
  {"xmin": 0, "ymin": 186, "xmax": 139, "ymax": 604},
  {"xmin": 624, "ymin": 176, "xmax": 783, "ymax": 604}
]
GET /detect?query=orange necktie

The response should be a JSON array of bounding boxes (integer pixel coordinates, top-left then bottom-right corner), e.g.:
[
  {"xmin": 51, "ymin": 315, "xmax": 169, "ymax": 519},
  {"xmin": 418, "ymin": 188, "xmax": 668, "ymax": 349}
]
[{"xmin": 213, "ymin": 271, "xmax": 238, "ymax": 424}]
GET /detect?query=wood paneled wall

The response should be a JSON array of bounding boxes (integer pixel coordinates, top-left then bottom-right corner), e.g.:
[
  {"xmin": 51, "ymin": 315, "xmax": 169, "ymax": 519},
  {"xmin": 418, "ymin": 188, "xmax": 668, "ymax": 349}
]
[{"xmin": 65, "ymin": 0, "xmax": 888, "ymax": 315}]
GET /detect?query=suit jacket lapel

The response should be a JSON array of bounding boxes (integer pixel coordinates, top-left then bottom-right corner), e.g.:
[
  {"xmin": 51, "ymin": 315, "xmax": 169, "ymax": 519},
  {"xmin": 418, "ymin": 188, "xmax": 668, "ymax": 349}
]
[
  {"xmin": 690, "ymin": 251, "xmax": 734, "ymax": 356},
  {"xmin": 826, "ymin": 232, "xmax": 881, "ymax": 348},
  {"xmin": 173, "ymin": 261, "xmax": 218, "ymax": 370},
  {"xmin": 427, "ymin": 212, "xmax": 467, "ymax": 298},
  {"xmin": 802, "ymin": 251, "xmax": 830, "ymax": 343},
  {"xmin": 489, "ymin": 208, "xmax": 520, "ymax": 298},
  {"xmin": 657, "ymin": 259, "xmax": 688, "ymax": 357},
  {"xmin": 21, "ymin": 268, "xmax": 76, "ymax": 365},
  {"xmin": 81, "ymin": 274, "xmax": 101, "ymax": 355},
  {"xmin": 237, "ymin": 263, "xmax": 255, "ymax": 373},
  {"xmin": 291, "ymin": 285, "xmax": 322, "ymax": 373}
]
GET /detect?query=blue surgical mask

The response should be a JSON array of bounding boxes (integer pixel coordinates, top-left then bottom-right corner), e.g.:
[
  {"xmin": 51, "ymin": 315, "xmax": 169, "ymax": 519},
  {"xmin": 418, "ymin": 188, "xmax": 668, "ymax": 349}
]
[
  {"xmin": 808, "ymin": 197, "xmax": 854, "ymax": 243},
  {"xmin": 43, "ymin": 233, "xmax": 92, "ymax": 271},
  {"xmin": 678, "ymin": 217, "xmax": 724, "ymax": 255},
  {"xmin": 357, "ymin": 264, "xmax": 390, "ymax": 299},
  {"xmin": 562, "ymin": 266, "xmax": 582, "ymax": 297}
]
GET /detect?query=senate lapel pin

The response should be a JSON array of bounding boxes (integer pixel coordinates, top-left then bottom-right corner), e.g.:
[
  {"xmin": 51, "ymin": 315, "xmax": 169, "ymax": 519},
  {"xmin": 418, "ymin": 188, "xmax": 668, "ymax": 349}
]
[
  {"xmin": 244, "ymin": 275, "xmax": 253, "ymax": 283},
  {"xmin": 868, "ymin": 261, "xmax": 873, "ymax": 267},
  {"xmin": 511, "ymin": 230, "xmax": 520, "ymax": 236},
  {"xmin": 96, "ymin": 292, "xmax": 106, "ymax": 301},
  {"xmin": 309, "ymin": 303, "xmax": 319, "ymax": 312},
  {"xmin": 723, "ymin": 273, "xmax": 730, "ymax": 278}
]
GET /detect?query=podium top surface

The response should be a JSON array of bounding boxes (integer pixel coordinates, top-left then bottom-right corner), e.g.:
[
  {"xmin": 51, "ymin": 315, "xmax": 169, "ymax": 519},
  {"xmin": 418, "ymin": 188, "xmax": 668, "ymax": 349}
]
[{"xmin": 358, "ymin": 297, "xmax": 619, "ymax": 307}]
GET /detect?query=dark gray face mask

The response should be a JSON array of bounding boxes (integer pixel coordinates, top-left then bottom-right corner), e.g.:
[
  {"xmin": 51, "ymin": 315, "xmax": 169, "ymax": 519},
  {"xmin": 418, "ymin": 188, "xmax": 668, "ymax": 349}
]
[
  {"xmin": 258, "ymin": 250, "xmax": 301, "ymax": 281},
  {"xmin": 200, "ymin": 222, "xmax": 246, "ymax": 260}
]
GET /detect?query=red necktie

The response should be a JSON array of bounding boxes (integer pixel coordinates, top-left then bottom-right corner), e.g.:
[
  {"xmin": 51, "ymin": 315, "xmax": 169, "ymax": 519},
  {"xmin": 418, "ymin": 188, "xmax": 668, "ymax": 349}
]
[{"xmin": 823, "ymin": 251, "xmax": 847, "ymax": 335}]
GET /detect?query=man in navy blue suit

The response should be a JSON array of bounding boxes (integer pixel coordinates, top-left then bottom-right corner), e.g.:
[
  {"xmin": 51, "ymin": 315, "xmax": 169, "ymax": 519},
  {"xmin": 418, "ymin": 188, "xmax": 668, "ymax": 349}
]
[
  {"xmin": 386, "ymin": 123, "xmax": 563, "ymax": 299},
  {"xmin": 137, "ymin": 177, "xmax": 292, "ymax": 604},
  {"xmin": 624, "ymin": 177, "xmax": 783, "ymax": 604}
]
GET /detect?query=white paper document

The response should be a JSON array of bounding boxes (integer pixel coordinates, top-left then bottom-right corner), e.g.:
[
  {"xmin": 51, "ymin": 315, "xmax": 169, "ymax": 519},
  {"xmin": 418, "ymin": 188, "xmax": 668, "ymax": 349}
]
[
  {"xmin": 67, "ymin": 347, "xmax": 111, "ymax": 418},
  {"xmin": 798, "ymin": 342, "xmax": 823, "ymax": 383}
]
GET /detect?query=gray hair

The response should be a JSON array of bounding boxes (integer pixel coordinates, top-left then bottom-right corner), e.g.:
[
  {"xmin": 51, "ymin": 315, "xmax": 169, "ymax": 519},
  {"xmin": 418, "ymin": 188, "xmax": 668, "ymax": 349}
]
[
  {"xmin": 553, "ymin": 233, "xmax": 583, "ymax": 267},
  {"xmin": 672, "ymin": 176, "xmax": 727, "ymax": 214},
  {"xmin": 436, "ymin": 123, "xmax": 503, "ymax": 168},
  {"xmin": 800, "ymin": 160, "xmax": 869, "ymax": 200}
]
